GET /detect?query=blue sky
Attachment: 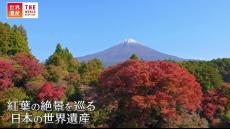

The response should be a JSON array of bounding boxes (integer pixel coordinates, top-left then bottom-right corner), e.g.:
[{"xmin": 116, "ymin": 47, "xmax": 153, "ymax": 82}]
[{"xmin": 1, "ymin": 0, "xmax": 230, "ymax": 61}]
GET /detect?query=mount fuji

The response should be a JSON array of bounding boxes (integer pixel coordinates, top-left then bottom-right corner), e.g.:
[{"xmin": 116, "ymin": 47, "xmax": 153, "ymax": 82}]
[{"xmin": 77, "ymin": 39, "xmax": 184, "ymax": 66}]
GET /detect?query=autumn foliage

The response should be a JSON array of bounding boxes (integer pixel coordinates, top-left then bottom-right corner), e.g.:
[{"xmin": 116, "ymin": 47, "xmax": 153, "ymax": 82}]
[
  {"xmin": 13, "ymin": 52, "xmax": 44, "ymax": 78},
  {"xmin": 36, "ymin": 82, "xmax": 65, "ymax": 102},
  {"xmin": 1, "ymin": 22, "xmax": 230, "ymax": 128},
  {"xmin": 0, "ymin": 59, "xmax": 14, "ymax": 90},
  {"xmin": 99, "ymin": 60, "xmax": 203, "ymax": 127},
  {"xmin": 202, "ymin": 89, "xmax": 228, "ymax": 122},
  {"xmin": 0, "ymin": 53, "xmax": 44, "ymax": 90}
]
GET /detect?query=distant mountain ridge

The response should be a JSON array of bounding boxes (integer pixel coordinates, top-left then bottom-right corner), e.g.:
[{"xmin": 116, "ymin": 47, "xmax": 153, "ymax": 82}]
[{"xmin": 77, "ymin": 39, "xmax": 184, "ymax": 66}]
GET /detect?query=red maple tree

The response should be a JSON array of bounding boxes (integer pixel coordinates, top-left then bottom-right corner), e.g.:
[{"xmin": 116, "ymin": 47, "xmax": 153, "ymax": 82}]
[
  {"xmin": 36, "ymin": 82, "xmax": 65, "ymax": 102},
  {"xmin": 0, "ymin": 59, "xmax": 14, "ymax": 90},
  {"xmin": 99, "ymin": 60, "xmax": 203, "ymax": 126},
  {"xmin": 202, "ymin": 89, "xmax": 228, "ymax": 122},
  {"xmin": 12, "ymin": 52, "xmax": 44, "ymax": 79}
]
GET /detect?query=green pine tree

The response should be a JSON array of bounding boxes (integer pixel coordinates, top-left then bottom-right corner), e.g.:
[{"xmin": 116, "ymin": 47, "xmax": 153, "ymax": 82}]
[
  {"xmin": 0, "ymin": 23, "xmax": 10, "ymax": 55},
  {"xmin": 130, "ymin": 53, "xmax": 139, "ymax": 60},
  {"xmin": 46, "ymin": 43, "xmax": 78, "ymax": 72},
  {"xmin": 0, "ymin": 22, "xmax": 30, "ymax": 56}
]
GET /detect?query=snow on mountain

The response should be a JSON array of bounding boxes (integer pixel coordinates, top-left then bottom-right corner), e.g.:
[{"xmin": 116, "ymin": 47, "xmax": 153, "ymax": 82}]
[{"xmin": 77, "ymin": 39, "xmax": 184, "ymax": 66}]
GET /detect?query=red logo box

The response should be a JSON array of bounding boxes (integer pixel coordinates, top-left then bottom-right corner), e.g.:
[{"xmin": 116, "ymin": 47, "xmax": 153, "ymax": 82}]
[{"xmin": 7, "ymin": 2, "xmax": 23, "ymax": 18}]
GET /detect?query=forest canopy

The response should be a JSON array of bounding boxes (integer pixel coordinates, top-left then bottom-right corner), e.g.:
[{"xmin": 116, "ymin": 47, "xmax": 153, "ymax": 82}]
[
  {"xmin": 0, "ymin": 22, "xmax": 229, "ymax": 128},
  {"xmin": 0, "ymin": 23, "xmax": 30, "ymax": 56}
]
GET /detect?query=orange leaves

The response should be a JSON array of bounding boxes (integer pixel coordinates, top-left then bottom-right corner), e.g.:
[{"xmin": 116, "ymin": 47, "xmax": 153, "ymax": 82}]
[{"xmin": 132, "ymin": 95, "xmax": 148, "ymax": 109}]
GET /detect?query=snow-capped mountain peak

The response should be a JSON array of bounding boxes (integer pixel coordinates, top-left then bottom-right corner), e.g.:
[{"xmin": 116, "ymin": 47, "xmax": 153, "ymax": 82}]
[
  {"xmin": 77, "ymin": 39, "xmax": 184, "ymax": 66},
  {"xmin": 122, "ymin": 38, "xmax": 139, "ymax": 45}
]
